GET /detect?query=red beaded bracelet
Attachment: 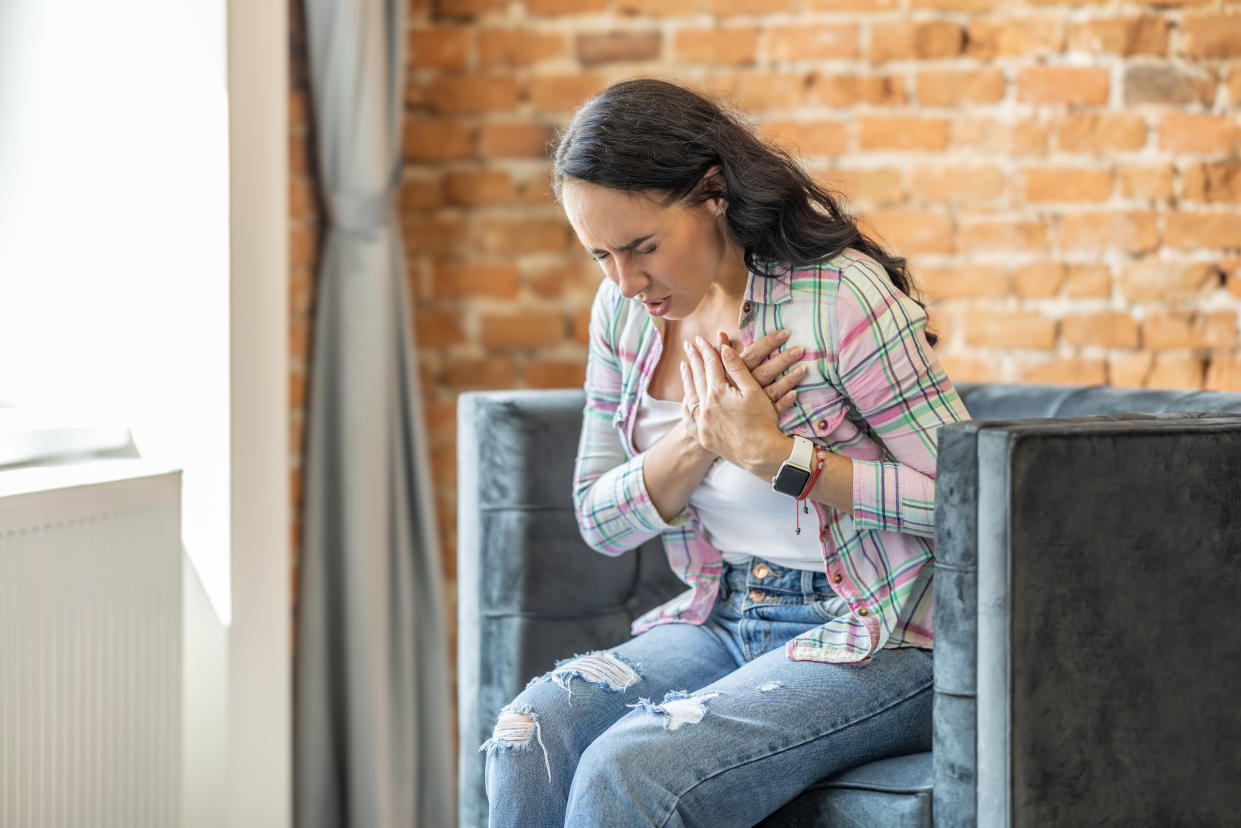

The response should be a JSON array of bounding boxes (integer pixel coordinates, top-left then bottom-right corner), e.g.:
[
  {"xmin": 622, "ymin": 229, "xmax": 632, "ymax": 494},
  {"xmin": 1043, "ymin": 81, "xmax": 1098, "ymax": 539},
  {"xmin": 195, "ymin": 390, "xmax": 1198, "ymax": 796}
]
[{"xmin": 793, "ymin": 446, "xmax": 827, "ymax": 535}]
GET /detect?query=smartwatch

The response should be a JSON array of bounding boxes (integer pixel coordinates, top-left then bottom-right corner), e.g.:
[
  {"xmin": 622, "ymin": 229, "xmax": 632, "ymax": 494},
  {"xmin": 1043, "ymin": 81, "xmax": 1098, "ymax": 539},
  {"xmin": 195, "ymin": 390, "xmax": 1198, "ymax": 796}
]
[{"xmin": 770, "ymin": 435, "xmax": 815, "ymax": 497}]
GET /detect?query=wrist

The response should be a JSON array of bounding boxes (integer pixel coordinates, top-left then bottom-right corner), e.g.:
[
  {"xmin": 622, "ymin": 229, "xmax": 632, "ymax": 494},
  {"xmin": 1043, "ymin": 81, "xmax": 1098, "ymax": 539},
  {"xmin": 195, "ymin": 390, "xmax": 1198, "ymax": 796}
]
[{"xmin": 746, "ymin": 430, "xmax": 794, "ymax": 479}]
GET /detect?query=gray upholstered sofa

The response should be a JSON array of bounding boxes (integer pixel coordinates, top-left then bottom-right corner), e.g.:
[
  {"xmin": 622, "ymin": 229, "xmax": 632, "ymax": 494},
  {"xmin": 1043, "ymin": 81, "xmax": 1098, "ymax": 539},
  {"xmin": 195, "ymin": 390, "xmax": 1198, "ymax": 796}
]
[{"xmin": 457, "ymin": 383, "xmax": 1241, "ymax": 827}]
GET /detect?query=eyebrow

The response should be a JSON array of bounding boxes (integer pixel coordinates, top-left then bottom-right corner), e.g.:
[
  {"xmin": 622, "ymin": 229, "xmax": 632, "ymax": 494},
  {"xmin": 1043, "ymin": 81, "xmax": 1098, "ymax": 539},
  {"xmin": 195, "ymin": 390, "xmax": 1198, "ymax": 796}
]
[{"xmin": 587, "ymin": 233, "xmax": 654, "ymax": 257}]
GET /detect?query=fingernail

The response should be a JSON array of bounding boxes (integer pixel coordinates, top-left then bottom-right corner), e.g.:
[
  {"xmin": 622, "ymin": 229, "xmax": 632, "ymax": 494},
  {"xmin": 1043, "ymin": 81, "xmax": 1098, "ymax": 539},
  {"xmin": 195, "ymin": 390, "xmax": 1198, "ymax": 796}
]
[
  {"xmin": 791, "ymin": 345, "xmax": 804, "ymax": 357},
  {"xmin": 695, "ymin": 335, "xmax": 707, "ymax": 347},
  {"xmin": 778, "ymin": 330, "xmax": 791, "ymax": 340},
  {"xmin": 683, "ymin": 341, "xmax": 692, "ymax": 353}
]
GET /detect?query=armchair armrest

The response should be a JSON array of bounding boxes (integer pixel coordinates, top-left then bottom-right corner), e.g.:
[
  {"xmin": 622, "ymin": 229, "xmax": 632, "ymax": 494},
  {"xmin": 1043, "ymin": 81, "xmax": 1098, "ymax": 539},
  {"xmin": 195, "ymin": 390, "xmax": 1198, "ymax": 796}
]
[
  {"xmin": 933, "ymin": 412, "xmax": 1241, "ymax": 827},
  {"xmin": 456, "ymin": 390, "xmax": 682, "ymax": 828}
]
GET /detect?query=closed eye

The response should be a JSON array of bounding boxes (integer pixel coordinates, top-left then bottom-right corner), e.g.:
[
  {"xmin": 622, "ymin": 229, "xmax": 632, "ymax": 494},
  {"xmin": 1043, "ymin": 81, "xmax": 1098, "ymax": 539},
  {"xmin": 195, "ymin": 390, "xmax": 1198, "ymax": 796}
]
[
  {"xmin": 591, "ymin": 252, "xmax": 610, "ymax": 262},
  {"xmin": 637, "ymin": 246, "xmax": 657, "ymax": 255}
]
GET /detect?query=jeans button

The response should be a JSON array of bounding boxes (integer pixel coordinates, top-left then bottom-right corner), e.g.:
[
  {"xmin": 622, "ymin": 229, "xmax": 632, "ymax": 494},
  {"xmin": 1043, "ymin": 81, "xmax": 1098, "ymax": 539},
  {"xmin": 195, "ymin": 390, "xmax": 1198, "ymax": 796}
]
[
  {"xmin": 748, "ymin": 589, "xmax": 767, "ymax": 602},
  {"xmin": 752, "ymin": 562, "xmax": 770, "ymax": 578}
]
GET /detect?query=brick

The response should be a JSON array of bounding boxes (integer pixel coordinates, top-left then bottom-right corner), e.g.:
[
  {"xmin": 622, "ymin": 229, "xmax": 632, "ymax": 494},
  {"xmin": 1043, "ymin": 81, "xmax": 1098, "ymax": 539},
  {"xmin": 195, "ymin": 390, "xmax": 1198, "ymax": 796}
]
[
  {"xmin": 713, "ymin": 0, "xmax": 784, "ymax": 13},
  {"xmin": 423, "ymin": 399, "xmax": 458, "ymax": 445},
  {"xmin": 1157, "ymin": 114, "xmax": 1241, "ymax": 153},
  {"xmin": 1061, "ymin": 312, "xmax": 1139, "ymax": 348},
  {"xmin": 478, "ymin": 218, "xmax": 571, "ymax": 254},
  {"xmin": 1018, "ymin": 358, "xmax": 1107, "ymax": 386},
  {"xmin": 572, "ymin": 309, "xmax": 591, "ymax": 345},
  {"xmin": 1165, "ymin": 212, "xmax": 1241, "ymax": 248},
  {"xmin": 434, "ymin": 355, "xmax": 520, "ymax": 391},
  {"xmin": 289, "ymin": 88, "xmax": 310, "ymax": 129},
  {"xmin": 517, "ymin": 178, "xmax": 558, "ymax": 207},
  {"xmin": 290, "ymin": 134, "xmax": 309, "ymax": 174},
  {"xmin": 428, "ymin": 75, "xmax": 520, "ymax": 115},
  {"xmin": 909, "ymin": 165, "xmax": 1006, "ymax": 203},
  {"xmin": 911, "ymin": 0, "xmax": 998, "ymax": 9},
  {"xmin": 402, "ymin": 217, "xmax": 470, "ymax": 258},
  {"xmin": 1060, "ymin": 211, "xmax": 1158, "ymax": 255},
  {"xmin": 403, "ymin": 121, "xmax": 475, "ymax": 163},
  {"xmin": 414, "ymin": 308, "xmax": 466, "ymax": 347},
  {"xmin": 399, "ymin": 174, "xmax": 444, "ymax": 211},
  {"xmin": 481, "ymin": 310, "xmax": 568, "ymax": 348},
  {"xmin": 961, "ymin": 309, "xmax": 1057, "ymax": 349},
  {"xmin": 707, "ymin": 73, "xmax": 808, "ymax": 110},
  {"xmin": 1064, "ymin": 264, "xmax": 1112, "ymax": 298},
  {"xmin": 1055, "ymin": 113, "xmax": 1146, "ymax": 153},
  {"xmin": 1121, "ymin": 260, "xmax": 1221, "ymax": 302},
  {"xmin": 675, "ymin": 27, "xmax": 760, "ymax": 65},
  {"xmin": 433, "ymin": 0, "xmax": 506, "ymax": 18},
  {"xmin": 1024, "ymin": 168, "xmax": 1113, "ymax": 202},
  {"xmin": 290, "ymin": 177, "xmax": 315, "ymax": 222},
  {"xmin": 1124, "ymin": 64, "xmax": 1216, "ymax": 106},
  {"xmin": 526, "ymin": 360, "xmax": 587, "ymax": 388},
  {"xmin": 937, "ymin": 354, "xmax": 1001, "ymax": 384},
  {"xmin": 1068, "ymin": 17, "xmax": 1169, "ymax": 56},
  {"xmin": 1206, "ymin": 357, "xmax": 1241, "ymax": 391},
  {"xmin": 1017, "ymin": 66, "xmax": 1109, "ymax": 105},
  {"xmin": 290, "ymin": 266, "xmax": 314, "ymax": 318},
  {"xmin": 805, "ymin": 73, "xmax": 905, "ymax": 107},
  {"xmin": 951, "ymin": 119, "xmax": 1047, "ymax": 155},
  {"xmin": 1108, "ymin": 352, "xmax": 1152, "ymax": 387},
  {"xmin": 408, "ymin": 26, "xmax": 470, "ymax": 69},
  {"xmin": 1182, "ymin": 161, "xmax": 1241, "ymax": 203},
  {"xmin": 617, "ymin": 0, "xmax": 704, "ymax": 14},
  {"xmin": 871, "ymin": 22, "xmax": 965, "ymax": 62},
  {"xmin": 444, "ymin": 169, "xmax": 516, "ymax": 206},
  {"xmin": 956, "ymin": 215, "xmax": 1047, "ymax": 253},
  {"xmin": 968, "ymin": 17, "xmax": 1063, "ymax": 58},
  {"xmin": 861, "ymin": 210, "xmax": 955, "ymax": 254},
  {"xmin": 804, "ymin": 0, "xmax": 898, "ymax": 8},
  {"xmin": 1229, "ymin": 67, "xmax": 1241, "ymax": 106},
  {"xmin": 576, "ymin": 30, "xmax": 661, "ymax": 65},
  {"xmin": 916, "ymin": 69, "xmax": 1007, "ymax": 106},
  {"xmin": 1012, "ymin": 262, "xmax": 1066, "ymax": 299},
  {"xmin": 761, "ymin": 120, "xmax": 849, "ymax": 156},
  {"xmin": 479, "ymin": 29, "xmax": 564, "ymax": 66},
  {"xmin": 767, "ymin": 25, "xmax": 860, "ymax": 61},
  {"xmin": 290, "ymin": 318, "xmax": 311, "ymax": 365},
  {"xmin": 290, "ymin": 225, "xmax": 317, "ymax": 268},
  {"xmin": 1180, "ymin": 14, "xmax": 1241, "ymax": 57},
  {"xmin": 528, "ymin": 73, "xmax": 608, "ymax": 112},
  {"xmin": 526, "ymin": 262, "xmax": 597, "ymax": 298},
  {"xmin": 1117, "ymin": 164, "xmax": 1173, "ymax": 201},
  {"xmin": 478, "ymin": 123, "xmax": 554, "ymax": 158},
  {"xmin": 1143, "ymin": 311, "xmax": 1238, "ymax": 350},
  {"xmin": 858, "ymin": 117, "xmax": 949, "ymax": 151},
  {"xmin": 527, "ymin": 0, "xmax": 608, "ymax": 12},
  {"xmin": 1145, "ymin": 355, "xmax": 1205, "ymax": 390},
  {"xmin": 915, "ymin": 265, "xmax": 1009, "ymax": 300},
  {"xmin": 433, "ymin": 262, "xmax": 520, "ymax": 300},
  {"xmin": 817, "ymin": 168, "xmax": 904, "ymax": 205}
]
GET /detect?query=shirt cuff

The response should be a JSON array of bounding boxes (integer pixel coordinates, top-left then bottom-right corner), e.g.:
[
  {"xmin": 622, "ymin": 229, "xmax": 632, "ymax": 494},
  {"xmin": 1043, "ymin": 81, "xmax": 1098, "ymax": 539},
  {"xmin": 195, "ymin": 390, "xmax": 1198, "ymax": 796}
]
[{"xmin": 850, "ymin": 458, "xmax": 936, "ymax": 538}]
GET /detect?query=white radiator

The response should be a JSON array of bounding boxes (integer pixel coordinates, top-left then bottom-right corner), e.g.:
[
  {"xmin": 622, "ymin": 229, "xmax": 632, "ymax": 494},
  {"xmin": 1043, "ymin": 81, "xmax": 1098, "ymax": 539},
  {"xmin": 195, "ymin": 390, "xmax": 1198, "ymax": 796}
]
[{"xmin": 1, "ymin": 461, "xmax": 182, "ymax": 828}]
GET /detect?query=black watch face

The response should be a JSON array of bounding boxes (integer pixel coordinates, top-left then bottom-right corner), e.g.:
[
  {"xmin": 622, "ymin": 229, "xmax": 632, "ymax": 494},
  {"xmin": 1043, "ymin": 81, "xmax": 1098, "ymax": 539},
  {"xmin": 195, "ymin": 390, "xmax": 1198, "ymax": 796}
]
[{"xmin": 773, "ymin": 465, "xmax": 811, "ymax": 496}]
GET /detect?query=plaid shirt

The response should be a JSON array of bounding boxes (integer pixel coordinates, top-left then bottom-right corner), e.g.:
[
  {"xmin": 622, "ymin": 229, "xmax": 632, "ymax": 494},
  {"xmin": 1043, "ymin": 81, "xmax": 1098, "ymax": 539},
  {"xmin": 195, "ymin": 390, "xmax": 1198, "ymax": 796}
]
[{"xmin": 572, "ymin": 249, "xmax": 970, "ymax": 663}]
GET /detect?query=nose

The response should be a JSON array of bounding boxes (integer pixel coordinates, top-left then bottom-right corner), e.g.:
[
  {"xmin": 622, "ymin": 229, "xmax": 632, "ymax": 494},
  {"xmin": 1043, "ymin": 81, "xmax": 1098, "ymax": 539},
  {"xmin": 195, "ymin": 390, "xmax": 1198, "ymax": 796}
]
[{"xmin": 613, "ymin": 256, "xmax": 648, "ymax": 300}]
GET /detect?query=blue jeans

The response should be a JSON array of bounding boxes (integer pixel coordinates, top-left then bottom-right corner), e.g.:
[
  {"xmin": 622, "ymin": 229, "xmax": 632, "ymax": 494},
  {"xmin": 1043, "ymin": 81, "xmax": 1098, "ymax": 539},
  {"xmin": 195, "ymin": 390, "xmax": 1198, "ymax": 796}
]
[{"xmin": 483, "ymin": 557, "xmax": 934, "ymax": 827}]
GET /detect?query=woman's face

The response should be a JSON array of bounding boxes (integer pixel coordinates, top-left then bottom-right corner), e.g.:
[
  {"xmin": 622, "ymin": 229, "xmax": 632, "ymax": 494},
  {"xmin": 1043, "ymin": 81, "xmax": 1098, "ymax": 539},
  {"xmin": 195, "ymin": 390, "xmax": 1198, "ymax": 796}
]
[{"xmin": 561, "ymin": 178, "xmax": 746, "ymax": 321}]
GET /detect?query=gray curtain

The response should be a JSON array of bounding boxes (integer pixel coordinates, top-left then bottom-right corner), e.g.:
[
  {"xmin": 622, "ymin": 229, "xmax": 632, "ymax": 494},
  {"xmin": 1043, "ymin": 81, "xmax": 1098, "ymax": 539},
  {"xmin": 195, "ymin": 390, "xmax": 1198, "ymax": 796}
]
[{"xmin": 294, "ymin": 0, "xmax": 454, "ymax": 825}]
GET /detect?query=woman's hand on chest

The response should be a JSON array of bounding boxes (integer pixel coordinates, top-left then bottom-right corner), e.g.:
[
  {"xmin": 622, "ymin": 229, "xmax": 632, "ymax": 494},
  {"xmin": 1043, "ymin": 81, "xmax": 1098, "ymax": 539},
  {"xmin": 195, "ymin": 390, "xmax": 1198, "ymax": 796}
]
[{"xmin": 680, "ymin": 332, "xmax": 804, "ymax": 476}]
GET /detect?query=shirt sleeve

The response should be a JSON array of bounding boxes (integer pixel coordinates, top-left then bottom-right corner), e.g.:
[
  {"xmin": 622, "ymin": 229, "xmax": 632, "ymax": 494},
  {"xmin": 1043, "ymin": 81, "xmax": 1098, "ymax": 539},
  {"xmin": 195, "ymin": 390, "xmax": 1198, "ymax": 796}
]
[
  {"xmin": 833, "ymin": 259, "xmax": 970, "ymax": 539},
  {"xmin": 571, "ymin": 281, "xmax": 685, "ymax": 556}
]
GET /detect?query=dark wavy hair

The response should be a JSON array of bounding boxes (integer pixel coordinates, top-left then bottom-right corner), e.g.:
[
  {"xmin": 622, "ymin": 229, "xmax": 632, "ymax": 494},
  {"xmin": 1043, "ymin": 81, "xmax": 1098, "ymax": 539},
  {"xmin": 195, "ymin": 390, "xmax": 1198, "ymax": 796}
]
[{"xmin": 552, "ymin": 78, "xmax": 936, "ymax": 346}]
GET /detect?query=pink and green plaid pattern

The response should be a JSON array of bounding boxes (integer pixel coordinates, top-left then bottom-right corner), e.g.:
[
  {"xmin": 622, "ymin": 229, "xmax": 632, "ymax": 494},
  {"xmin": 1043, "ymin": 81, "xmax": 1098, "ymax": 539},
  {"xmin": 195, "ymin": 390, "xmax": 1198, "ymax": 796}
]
[{"xmin": 571, "ymin": 250, "xmax": 970, "ymax": 663}]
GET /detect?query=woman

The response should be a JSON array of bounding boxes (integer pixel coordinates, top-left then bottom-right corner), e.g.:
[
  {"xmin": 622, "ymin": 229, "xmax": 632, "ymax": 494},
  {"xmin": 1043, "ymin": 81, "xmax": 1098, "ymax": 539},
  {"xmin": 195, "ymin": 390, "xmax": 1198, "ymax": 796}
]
[{"xmin": 482, "ymin": 78, "xmax": 970, "ymax": 827}]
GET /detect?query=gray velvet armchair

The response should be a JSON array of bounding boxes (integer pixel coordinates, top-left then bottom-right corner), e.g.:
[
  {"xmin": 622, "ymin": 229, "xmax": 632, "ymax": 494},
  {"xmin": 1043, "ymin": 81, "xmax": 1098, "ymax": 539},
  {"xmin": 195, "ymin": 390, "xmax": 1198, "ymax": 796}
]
[{"xmin": 457, "ymin": 382, "xmax": 1241, "ymax": 827}]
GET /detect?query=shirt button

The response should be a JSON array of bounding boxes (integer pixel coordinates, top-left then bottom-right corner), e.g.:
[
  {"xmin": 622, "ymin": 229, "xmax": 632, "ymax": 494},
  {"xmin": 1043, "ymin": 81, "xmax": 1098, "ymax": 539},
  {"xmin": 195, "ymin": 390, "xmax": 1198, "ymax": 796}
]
[
  {"xmin": 832, "ymin": 572, "xmax": 843, "ymax": 584},
  {"xmin": 752, "ymin": 563, "xmax": 770, "ymax": 578},
  {"xmin": 748, "ymin": 589, "xmax": 767, "ymax": 602},
  {"xmin": 857, "ymin": 607, "xmax": 870, "ymax": 617},
  {"xmin": 742, "ymin": 301, "xmax": 752, "ymax": 313},
  {"xmin": 816, "ymin": 419, "xmax": 828, "ymax": 431}
]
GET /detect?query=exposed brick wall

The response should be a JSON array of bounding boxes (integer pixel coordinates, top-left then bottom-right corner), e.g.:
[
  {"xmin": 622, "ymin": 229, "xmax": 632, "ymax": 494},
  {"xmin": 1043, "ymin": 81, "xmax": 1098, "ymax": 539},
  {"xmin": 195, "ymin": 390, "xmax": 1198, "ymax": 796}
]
[{"xmin": 293, "ymin": 0, "xmax": 1241, "ymax": 756}]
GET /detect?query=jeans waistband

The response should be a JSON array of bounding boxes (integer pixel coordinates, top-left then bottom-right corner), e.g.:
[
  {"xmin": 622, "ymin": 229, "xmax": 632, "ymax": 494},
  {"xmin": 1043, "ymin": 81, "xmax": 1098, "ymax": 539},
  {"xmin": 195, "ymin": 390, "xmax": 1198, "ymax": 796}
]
[{"xmin": 719, "ymin": 557, "xmax": 835, "ymax": 603}]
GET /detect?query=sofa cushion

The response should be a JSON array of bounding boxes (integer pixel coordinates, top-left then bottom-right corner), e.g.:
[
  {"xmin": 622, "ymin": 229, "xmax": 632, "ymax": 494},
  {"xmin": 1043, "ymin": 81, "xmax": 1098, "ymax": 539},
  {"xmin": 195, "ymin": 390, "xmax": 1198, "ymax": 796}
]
[{"xmin": 758, "ymin": 752, "xmax": 933, "ymax": 827}]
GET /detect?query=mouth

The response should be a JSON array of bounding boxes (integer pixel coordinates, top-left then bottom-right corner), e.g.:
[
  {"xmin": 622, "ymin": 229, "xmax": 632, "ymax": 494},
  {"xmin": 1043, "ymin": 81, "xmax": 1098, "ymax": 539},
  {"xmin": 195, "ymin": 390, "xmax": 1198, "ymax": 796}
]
[{"xmin": 643, "ymin": 296, "xmax": 672, "ymax": 317}]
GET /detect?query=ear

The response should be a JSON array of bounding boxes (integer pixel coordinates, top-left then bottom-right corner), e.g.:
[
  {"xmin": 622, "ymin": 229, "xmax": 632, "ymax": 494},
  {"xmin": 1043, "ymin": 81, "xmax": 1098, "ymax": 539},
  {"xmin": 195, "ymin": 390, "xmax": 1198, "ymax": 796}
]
[{"xmin": 698, "ymin": 165, "xmax": 728, "ymax": 216}]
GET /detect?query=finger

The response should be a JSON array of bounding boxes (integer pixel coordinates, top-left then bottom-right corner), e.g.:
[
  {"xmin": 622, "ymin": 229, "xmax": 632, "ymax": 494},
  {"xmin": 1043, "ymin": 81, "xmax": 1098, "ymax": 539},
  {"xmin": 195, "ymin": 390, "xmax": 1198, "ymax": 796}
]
[
  {"xmin": 679, "ymin": 361, "xmax": 698, "ymax": 407},
  {"xmin": 719, "ymin": 342, "xmax": 763, "ymax": 393},
  {"xmin": 682, "ymin": 340, "xmax": 709, "ymax": 403},
  {"xmin": 738, "ymin": 329, "xmax": 791, "ymax": 371},
  {"xmin": 694, "ymin": 335, "xmax": 730, "ymax": 393},
  {"xmin": 752, "ymin": 344, "xmax": 805, "ymax": 387},
  {"xmin": 764, "ymin": 363, "xmax": 807, "ymax": 402},
  {"xmin": 774, "ymin": 387, "xmax": 798, "ymax": 415}
]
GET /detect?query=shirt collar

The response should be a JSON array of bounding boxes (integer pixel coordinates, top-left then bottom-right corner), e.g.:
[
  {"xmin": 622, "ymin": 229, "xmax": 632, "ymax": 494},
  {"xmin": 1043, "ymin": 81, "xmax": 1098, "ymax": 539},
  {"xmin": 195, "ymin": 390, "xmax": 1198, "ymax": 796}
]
[{"xmin": 744, "ymin": 260, "xmax": 794, "ymax": 306}]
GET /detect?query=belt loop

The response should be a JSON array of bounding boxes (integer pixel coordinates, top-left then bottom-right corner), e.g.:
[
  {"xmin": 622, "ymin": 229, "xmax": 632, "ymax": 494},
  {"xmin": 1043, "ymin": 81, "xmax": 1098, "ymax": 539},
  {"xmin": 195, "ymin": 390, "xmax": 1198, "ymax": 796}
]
[{"xmin": 800, "ymin": 568, "xmax": 817, "ymax": 602}]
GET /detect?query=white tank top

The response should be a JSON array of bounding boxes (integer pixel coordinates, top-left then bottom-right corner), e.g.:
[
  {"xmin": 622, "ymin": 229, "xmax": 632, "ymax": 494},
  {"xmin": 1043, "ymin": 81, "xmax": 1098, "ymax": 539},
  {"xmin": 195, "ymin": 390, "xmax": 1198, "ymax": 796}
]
[{"xmin": 632, "ymin": 390, "xmax": 826, "ymax": 571}]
